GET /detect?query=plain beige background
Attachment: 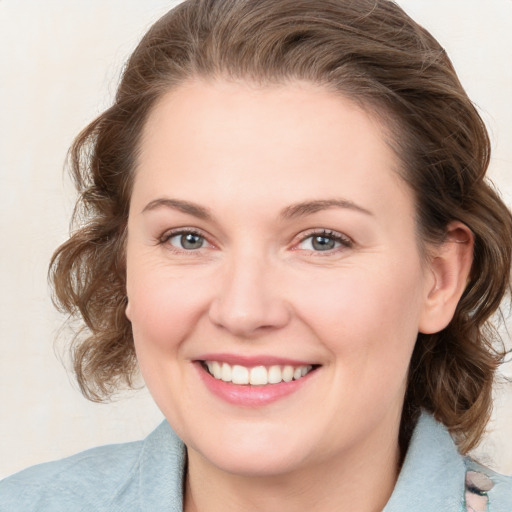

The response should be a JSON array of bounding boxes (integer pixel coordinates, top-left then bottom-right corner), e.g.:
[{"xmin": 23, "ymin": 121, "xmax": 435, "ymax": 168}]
[{"xmin": 0, "ymin": 0, "xmax": 511, "ymax": 479}]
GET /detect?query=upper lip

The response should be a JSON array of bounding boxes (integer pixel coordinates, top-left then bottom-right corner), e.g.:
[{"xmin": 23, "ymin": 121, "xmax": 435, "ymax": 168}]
[{"xmin": 194, "ymin": 353, "xmax": 318, "ymax": 367}]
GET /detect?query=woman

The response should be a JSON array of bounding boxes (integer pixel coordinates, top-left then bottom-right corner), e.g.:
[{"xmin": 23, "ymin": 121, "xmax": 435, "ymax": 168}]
[{"xmin": 1, "ymin": 0, "xmax": 511, "ymax": 510}]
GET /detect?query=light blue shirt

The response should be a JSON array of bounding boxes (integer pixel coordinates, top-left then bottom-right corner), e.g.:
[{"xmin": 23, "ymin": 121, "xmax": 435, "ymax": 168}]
[{"xmin": 1, "ymin": 412, "xmax": 510, "ymax": 511}]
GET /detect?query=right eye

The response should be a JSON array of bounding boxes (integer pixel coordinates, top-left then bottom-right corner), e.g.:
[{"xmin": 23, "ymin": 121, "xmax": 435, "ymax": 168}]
[{"xmin": 164, "ymin": 230, "xmax": 207, "ymax": 250}]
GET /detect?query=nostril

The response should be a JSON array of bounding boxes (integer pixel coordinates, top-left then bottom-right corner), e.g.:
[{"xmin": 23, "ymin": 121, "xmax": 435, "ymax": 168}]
[{"xmin": 208, "ymin": 295, "xmax": 291, "ymax": 337}]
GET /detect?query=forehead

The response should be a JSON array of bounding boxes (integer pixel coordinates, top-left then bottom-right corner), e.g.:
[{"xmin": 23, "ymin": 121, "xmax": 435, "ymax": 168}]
[{"xmin": 133, "ymin": 79, "xmax": 411, "ymax": 219}]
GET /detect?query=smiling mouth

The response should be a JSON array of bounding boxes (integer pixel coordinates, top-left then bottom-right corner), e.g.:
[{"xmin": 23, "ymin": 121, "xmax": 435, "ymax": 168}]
[{"xmin": 200, "ymin": 361, "xmax": 317, "ymax": 386}]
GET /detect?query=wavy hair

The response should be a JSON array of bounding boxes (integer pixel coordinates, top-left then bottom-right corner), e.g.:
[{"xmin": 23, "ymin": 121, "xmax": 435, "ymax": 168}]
[{"xmin": 50, "ymin": 0, "xmax": 512, "ymax": 453}]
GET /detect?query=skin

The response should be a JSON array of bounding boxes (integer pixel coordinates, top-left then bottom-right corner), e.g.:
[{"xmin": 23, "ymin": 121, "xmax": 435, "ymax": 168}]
[{"xmin": 125, "ymin": 79, "xmax": 473, "ymax": 512}]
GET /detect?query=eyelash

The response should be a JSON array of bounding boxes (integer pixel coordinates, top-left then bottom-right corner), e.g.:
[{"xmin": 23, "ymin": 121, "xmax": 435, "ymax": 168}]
[
  {"xmin": 158, "ymin": 228, "xmax": 353, "ymax": 255},
  {"xmin": 159, "ymin": 228, "xmax": 210, "ymax": 254},
  {"xmin": 294, "ymin": 229, "xmax": 353, "ymax": 255}
]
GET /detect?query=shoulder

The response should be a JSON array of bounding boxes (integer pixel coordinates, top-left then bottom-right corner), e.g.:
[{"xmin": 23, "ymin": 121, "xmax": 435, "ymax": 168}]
[
  {"xmin": 384, "ymin": 411, "xmax": 511, "ymax": 512},
  {"xmin": 0, "ymin": 420, "xmax": 186, "ymax": 512},
  {"xmin": 0, "ymin": 439, "xmax": 144, "ymax": 512},
  {"xmin": 463, "ymin": 458, "xmax": 512, "ymax": 512}
]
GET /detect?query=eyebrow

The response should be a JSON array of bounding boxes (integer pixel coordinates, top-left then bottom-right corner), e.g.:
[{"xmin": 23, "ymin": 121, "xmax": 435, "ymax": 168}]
[
  {"xmin": 280, "ymin": 199, "xmax": 373, "ymax": 219},
  {"xmin": 141, "ymin": 197, "xmax": 373, "ymax": 220},
  {"xmin": 142, "ymin": 198, "xmax": 213, "ymax": 220}
]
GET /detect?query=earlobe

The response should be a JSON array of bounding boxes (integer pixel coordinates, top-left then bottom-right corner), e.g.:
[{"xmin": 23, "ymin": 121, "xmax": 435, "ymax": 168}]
[{"xmin": 418, "ymin": 222, "xmax": 474, "ymax": 334}]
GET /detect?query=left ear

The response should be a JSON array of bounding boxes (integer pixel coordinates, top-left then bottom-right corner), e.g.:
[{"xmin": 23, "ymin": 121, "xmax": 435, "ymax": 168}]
[{"xmin": 419, "ymin": 221, "xmax": 474, "ymax": 334}]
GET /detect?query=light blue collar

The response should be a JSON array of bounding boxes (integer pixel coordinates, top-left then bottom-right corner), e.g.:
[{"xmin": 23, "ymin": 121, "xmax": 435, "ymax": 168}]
[
  {"xmin": 135, "ymin": 411, "xmax": 511, "ymax": 511},
  {"xmin": 383, "ymin": 412, "xmax": 466, "ymax": 511}
]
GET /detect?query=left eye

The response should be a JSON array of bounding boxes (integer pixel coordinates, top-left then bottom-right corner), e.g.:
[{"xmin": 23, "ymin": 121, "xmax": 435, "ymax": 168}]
[
  {"xmin": 298, "ymin": 232, "xmax": 348, "ymax": 252},
  {"xmin": 167, "ymin": 232, "xmax": 206, "ymax": 250}
]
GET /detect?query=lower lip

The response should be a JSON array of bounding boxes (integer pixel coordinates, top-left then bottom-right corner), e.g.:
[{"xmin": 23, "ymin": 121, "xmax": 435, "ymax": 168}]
[{"xmin": 195, "ymin": 363, "xmax": 316, "ymax": 407}]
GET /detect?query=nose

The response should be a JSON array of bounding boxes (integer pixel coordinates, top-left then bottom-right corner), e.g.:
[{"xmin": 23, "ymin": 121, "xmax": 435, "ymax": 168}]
[{"xmin": 208, "ymin": 253, "xmax": 291, "ymax": 338}]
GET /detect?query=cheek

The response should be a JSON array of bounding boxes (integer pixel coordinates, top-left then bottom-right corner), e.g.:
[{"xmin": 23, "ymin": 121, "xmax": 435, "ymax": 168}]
[
  {"xmin": 294, "ymin": 261, "xmax": 425, "ymax": 361},
  {"xmin": 125, "ymin": 265, "xmax": 212, "ymax": 419},
  {"xmin": 126, "ymin": 262, "xmax": 211, "ymax": 353}
]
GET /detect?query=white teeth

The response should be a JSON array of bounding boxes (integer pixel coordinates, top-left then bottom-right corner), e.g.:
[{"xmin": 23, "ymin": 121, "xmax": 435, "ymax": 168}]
[
  {"xmin": 249, "ymin": 366, "xmax": 268, "ymax": 385},
  {"xmin": 204, "ymin": 361, "xmax": 314, "ymax": 385},
  {"xmin": 268, "ymin": 365, "xmax": 282, "ymax": 384},
  {"xmin": 212, "ymin": 361, "xmax": 222, "ymax": 379},
  {"xmin": 231, "ymin": 365, "xmax": 249, "ymax": 385},
  {"xmin": 221, "ymin": 363, "xmax": 232, "ymax": 382},
  {"xmin": 282, "ymin": 365, "xmax": 294, "ymax": 382}
]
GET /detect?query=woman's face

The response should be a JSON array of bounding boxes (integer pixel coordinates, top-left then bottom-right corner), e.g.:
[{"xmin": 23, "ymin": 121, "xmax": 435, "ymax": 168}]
[{"xmin": 126, "ymin": 79, "xmax": 436, "ymax": 476}]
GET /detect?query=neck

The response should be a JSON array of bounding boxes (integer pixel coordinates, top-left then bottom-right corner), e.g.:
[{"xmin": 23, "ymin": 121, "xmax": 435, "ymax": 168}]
[{"xmin": 184, "ymin": 423, "xmax": 401, "ymax": 512}]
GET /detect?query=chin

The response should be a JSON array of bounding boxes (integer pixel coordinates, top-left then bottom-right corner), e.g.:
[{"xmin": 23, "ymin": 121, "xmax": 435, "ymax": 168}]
[
  {"xmin": 185, "ymin": 423, "xmax": 315, "ymax": 478},
  {"xmin": 194, "ymin": 446, "xmax": 309, "ymax": 478}
]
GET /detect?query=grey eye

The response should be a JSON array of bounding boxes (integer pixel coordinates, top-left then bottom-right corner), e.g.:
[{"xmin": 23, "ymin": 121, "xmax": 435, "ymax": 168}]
[
  {"xmin": 169, "ymin": 232, "xmax": 205, "ymax": 250},
  {"xmin": 299, "ymin": 234, "xmax": 341, "ymax": 251},
  {"xmin": 311, "ymin": 235, "xmax": 337, "ymax": 251}
]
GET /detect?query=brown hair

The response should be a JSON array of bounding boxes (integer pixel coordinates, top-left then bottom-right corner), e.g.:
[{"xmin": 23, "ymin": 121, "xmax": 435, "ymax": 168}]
[{"xmin": 50, "ymin": 0, "xmax": 512, "ymax": 453}]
